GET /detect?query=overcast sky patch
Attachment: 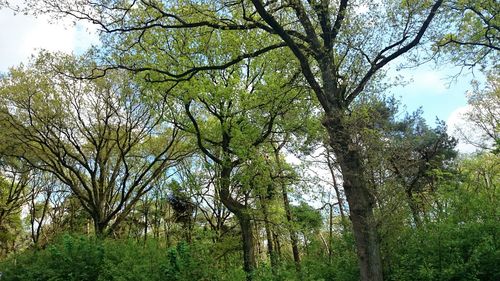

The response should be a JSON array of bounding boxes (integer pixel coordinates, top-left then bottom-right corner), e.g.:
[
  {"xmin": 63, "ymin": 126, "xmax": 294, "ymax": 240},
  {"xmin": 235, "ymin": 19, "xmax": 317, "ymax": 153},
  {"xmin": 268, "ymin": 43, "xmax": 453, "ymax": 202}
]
[{"xmin": 0, "ymin": 8, "xmax": 98, "ymax": 71}]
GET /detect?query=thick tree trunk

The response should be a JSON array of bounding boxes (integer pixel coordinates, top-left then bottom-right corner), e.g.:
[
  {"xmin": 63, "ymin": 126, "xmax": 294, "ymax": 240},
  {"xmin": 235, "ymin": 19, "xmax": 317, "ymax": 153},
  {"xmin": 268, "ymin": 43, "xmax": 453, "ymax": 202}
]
[
  {"xmin": 324, "ymin": 114, "xmax": 383, "ymax": 281},
  {"xmin": 91, "ymin": 211, "xmax": 111, "ymax": 237},
  {"xmin": 239, "ymin": 214, "xmax": 256, "ymax": 281},
  {"xmin": 219, "ymin": 166, "xmax": 256, "ymax": 281}
]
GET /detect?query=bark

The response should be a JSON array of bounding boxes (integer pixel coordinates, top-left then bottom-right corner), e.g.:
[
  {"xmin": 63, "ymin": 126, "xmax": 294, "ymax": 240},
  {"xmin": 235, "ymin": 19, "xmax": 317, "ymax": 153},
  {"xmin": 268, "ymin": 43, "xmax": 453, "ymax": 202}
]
[
  {"xmin": 273, "ymin": 232, "xmax": 282, "ymax": 259},
  {"xmin": 324, "ymin": 114, "xmax": 383, "ymax": 281},
  {"xmin": 144, "ymin": 205, "xmax": 149, "ymax": 243},
  {"xmin": 219, "ymin": 166, "xmax": 256, "ymax": 281},
  {"xmin": 239, "ymin": 214, "xmax": 256, "ymax": 281},
  {"xmin": 93, "ymin": 219, "xmax": 108, "ymax": 237},
  {"xmin": 262, "ymin": 199, "xmax": 278, "ymax": 275},
  {"xmin": 271, "ymin": 148, "xmax": 302, "ymax": 279},
  {"xmin": 406, "ymin": 189, "xmax": 422, "ymax": 227},
  {"xmin": 282, "ymin": 184, "xmax": 303, "ymax": 279},
  {"xmin": 153, "ymin": 199, "xmax": 160, "ymax": 239}
]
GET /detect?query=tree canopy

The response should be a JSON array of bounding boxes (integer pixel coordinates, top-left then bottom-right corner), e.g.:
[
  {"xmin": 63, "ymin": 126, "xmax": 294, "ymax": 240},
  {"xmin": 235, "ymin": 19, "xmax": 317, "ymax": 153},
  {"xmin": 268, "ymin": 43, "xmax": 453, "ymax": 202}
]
[{"xmin": 0, "ymin": 1, "xmax": 498, "ymax": 281}]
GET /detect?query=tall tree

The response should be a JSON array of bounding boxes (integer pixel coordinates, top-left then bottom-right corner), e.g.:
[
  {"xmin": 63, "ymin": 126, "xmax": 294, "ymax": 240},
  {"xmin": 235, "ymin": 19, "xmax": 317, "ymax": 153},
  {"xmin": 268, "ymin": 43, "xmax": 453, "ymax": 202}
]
[
  {"xmin": 175, "ymin": 61, "xmax": 303, "ymax": 279},
  {"xmin": 0, "ymin": 53, "xmax": 186, "ymax": 236},
  {"xmin": 9, "ymin": 1, "xmax": 450, "ymax": 279},
  {"xmin": 388, "ymin": 114, "xmax": 457, "ymax": 226}
]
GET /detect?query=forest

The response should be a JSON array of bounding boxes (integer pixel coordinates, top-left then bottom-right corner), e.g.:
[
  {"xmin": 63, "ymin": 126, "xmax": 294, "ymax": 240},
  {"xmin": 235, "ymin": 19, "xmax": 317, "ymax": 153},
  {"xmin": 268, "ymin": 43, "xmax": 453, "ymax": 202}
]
[{"xmin": 0, "ymin": 0, "xmax": 498, "ymax": 280}]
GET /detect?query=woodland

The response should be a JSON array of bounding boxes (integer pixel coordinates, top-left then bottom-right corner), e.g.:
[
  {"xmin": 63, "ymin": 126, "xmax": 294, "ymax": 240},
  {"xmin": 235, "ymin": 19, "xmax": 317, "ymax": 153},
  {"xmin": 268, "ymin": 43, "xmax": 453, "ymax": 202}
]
[{"xmin": 0, "ymin": 0, "xmax": 498, "ymax": 280}]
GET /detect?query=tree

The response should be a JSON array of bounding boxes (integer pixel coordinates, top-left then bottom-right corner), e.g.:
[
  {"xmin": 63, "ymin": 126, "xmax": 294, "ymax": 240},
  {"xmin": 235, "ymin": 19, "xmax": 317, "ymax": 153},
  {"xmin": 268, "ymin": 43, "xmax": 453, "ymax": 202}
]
[
  {"xmin": 384, "ymin": 151, "xmax": 499, "ymax": 281},
  {"xmin": 458, "ymin": 73, "xmax": 500, "ymax": 152},
  {"xmin": 27, "ymin": 170, "xmax": 57, "ymax": 247},
  {"xmin": 387, "ymin": 114, "xmax": 457, "ymax": 226},
  {"xmin": 0, "ymin": 161, "xmax": 29, "ymax": 235},
  {"xmin": 0, "ymin": 53, "xmax": 187, "ymax": 236},
  {"xmin": 173, "ymin": 56, "xmax": 304, "ymax": 279},
  {"xmin": 0, "ymin": 166, "xmax": 27, "ymax": 256},
  {"xmin": 437, "ymin": 0, "xmax": 499, "ymax": 70},
  {"xmin": 7, "ymin": 0, "xmax": 451, "ymax": 279}
]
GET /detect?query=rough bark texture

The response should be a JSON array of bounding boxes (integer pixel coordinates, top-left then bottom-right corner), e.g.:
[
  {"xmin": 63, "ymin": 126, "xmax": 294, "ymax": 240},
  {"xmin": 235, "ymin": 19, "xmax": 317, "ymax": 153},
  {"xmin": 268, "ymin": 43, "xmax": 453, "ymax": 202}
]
[
  {"xmin": 239, "ymin": 215, "xmax": 256, "ymax": 281},
  {"xmin": 219, "ymin": 166, "xmax": 256, "ymax": 281},
  {"xmin": 324, "ymin": 113, "xmax": 383, "ymax": 281}
]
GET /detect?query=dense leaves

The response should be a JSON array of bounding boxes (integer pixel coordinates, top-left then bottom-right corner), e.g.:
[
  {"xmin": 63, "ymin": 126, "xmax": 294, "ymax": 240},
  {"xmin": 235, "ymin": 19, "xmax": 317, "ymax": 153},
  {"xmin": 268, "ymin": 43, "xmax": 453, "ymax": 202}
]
[{"xmin": 0, "ymin": 0, "xmax": 498, "ymax": 280}]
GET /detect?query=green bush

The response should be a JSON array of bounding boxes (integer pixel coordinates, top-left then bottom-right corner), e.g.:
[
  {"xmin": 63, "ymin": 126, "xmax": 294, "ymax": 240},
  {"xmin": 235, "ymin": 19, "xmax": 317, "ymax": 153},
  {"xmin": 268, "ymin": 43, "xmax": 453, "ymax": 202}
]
[
  {"xmin": 0, "ymin": 235, "xmax": 104, "ymax": 281},
  {"xmin": 0, "ymin": 235, "xmax": 223, "ymax": 281},
  {"xmin": 386, "ymin": 220, "xmax": 499, "ymax": 281},
  {"xmin": 300, "ymin": 231, "xmax": 359, "ymax": 281}
]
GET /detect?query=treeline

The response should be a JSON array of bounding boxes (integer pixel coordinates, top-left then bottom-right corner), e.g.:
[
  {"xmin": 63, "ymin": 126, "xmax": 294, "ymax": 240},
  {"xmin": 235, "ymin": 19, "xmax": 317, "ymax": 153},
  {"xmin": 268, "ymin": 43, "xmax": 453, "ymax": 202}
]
[
  {"xmin": 0, "ymin": 0, "xmax": 499, "ymax": 280},
  {"xmin": 0, "ymin": 53, "xmax": 497, "ymax": 281}
]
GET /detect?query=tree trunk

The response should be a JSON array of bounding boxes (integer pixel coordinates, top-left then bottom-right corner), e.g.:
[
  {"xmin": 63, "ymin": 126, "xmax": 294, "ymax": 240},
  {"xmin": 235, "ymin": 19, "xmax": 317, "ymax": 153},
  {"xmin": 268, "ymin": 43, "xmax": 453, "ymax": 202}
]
[
  {"xmin": 282, "ymin": 185, "xmax": 303, "ymax": 279},
  {"xmin": 92, "ymin": 214, "xmax": 108, "ymax": 237},
  {"xmin": 239, "ymin": 214, "xmax": 256, "ymax": 281},
  {"xmin": 219, "ymin": 166, "xmax": 256, "ymax": 281},
  {"xmin": 406, "ymin": 189, "xmax": 422, "ymax": 227},
  {"xmin": 262, "ymin": 200, "xmax": 278, "ymax": 275},
  {"xmin": 30, "ymin": 190, "xmax": 51, "ymax": 247},
  {"xmin": 273, "ymin": 149, "xmax": 303, "ymax": 279},
  {"xmin": 273, "ymin": 232, "xmax": 282, "ymax": 259},
  {"xmin": 144, "ymin": 206, "xmax": 149, "ymax": 243},
  {"xmin": 324, "ymin": 114, "xmax": 383, "ymax": 281}
]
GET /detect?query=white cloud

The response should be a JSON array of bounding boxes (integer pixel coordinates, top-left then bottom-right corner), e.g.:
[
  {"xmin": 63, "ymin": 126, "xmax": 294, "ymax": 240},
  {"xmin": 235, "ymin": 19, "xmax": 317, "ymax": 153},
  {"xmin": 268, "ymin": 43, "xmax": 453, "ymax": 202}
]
[
  {"xmin": 0, "ymin": 7, "xmax": 98, "ymax": 71},
  {"xmin": 446, "ymin": 105, "xmax": 480, "ymax": 154},
  {"xmin": 411, "ymin": 71, "xmax": 447, "ymax": 93}
]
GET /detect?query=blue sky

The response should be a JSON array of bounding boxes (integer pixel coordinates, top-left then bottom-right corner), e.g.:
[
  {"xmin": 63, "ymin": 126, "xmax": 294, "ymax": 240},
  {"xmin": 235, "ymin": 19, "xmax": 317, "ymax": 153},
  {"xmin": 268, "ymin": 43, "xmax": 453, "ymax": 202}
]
[
  {"xmin": 0, "ymin": 7, "xmax": 480, "ymax": 152},
  {"xmin": 390, "ymin": 64, "xmax": 481, "ymax": 122}
]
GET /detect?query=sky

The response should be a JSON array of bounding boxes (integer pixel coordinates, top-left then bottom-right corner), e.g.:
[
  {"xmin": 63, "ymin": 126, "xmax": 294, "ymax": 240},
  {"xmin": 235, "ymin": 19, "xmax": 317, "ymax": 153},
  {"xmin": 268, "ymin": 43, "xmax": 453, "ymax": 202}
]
[{"xmin": 0, "ymin": 6, "xmax": 481, "ymax": 153}]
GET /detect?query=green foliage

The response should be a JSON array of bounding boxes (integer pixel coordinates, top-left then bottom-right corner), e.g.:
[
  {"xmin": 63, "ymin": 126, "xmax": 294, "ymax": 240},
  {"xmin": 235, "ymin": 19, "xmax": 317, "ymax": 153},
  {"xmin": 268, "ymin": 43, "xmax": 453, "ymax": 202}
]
[
  {"xmin": 384, "ymin": 151, "xmax": 499, "ymax": 281},
  {"xmin": 0, "ymin": 175, "xmax": 25, "ymax": 257},
  {"xmin": 461, "ymin": 74, "xmax": 500, "ymax": 152},
  {"xmin": 0, "ymin": 235, "xmax": 225, "ymax": 281},
  {"xmin": 0, "ymin": 233, "xmax": 362, "ymax": 281},
  {"xmin": 436, "ymin": 0, "xmax": 499, "ymax": 69},
  {"xmin": 0, "ymin": 235, "xmax": 104, "ymax": 281},
  {"xmin": 300, "ymin": 230, "xmax": 359, "ymax": 281},
  {"xmin": 387, "ymin": 219, "xmax": 499, "ymax": 281},
  {"xmin": 0, "ymin": 2, "xmax": 498, "ymax": 280},
  {"xmin": 291, "ymin": 202, "xmax": 323, "ymax": 232}
]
